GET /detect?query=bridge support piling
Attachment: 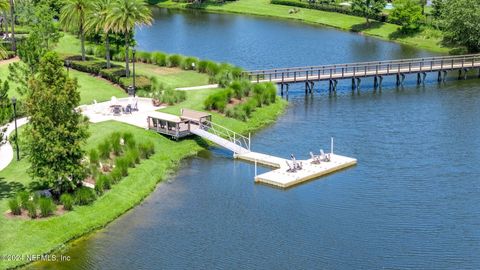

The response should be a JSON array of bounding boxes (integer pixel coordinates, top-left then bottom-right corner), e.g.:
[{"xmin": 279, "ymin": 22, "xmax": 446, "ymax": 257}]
[
  {"xmin": 417, "ymin": 73, "xmax": 421, "ymax": 85},
  {"xmin": 443, "ymin": 70, "xmax": 448, "ymax": 82},
  {"xmin": 396, "ymin": 74, "xmax": 400, "ymax": 86},
  {"xmin": 463, "ymin": 68, "xmax": 469, "ymax": 80},
  {"xmin": 379, "ymin": 76, "xmax": 383, "ymax": 89},
  {"xmin": 351, "ymin": 78, "xmax": 356, "ymax": 90},
  {"xmin": 304, "ymin": 81, "xmax": 314, "ymax": 94},
  {"xmin": 458, "ymin": 69, "xmax": 462, "ymax": 80},
  {"xmin": 280, "ymin": 83, "xmax": 284, "ymax": 97},
  {"xmin": 373, "ymin": 76, "xmax": 378, "ymax": 89},
  {"xmin": 437, "ymin": 71, "xmax": 442, "ymax": 82},
  {"xmin": 422, "ymin": 72, "xmax": 427, "ymax": 83},
  {"xmin": 401, "ymin": 73, "xmax": 405, "ymax": 85},
  {"xmin": 356, "ymin": 78, "xmax": 361, "ymax": 91}
]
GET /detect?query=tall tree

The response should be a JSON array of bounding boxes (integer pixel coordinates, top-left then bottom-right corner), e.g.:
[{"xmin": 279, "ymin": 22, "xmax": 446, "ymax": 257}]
[
  {"xmin": 431, "ymin": 0, "xmax": 444, "ymax": 20},
  {"xmin": 86, "ymin": 0, "xmax": 114, "ymax": 68},
  {"xmin": 107, "ymin": 0, "xmax": 152, "ymax": 77},
  {"xmin": 24, "ymin": 52, "xmax": 89, "ymax": 194},
  {"xmin": 60, "ymin": 0, "xmax": 92, "ymax": 61},
  {"xmin": 351, "ymin": 0, "xmax": 386, "ymax": 25},
  {"xmin": 0, "ymin": 78, "xmax": 11, "ymax": 125},
  {"xmin": 9, "ymin": 0, "xmax": 15, "ymax": 53},
  {"xmin": 390, "ymin": 0, "xmax": 423, "ymax": 33},
  {"xmin": 442, "ymin": 0, "xmax": 480, "ymax": 53}
]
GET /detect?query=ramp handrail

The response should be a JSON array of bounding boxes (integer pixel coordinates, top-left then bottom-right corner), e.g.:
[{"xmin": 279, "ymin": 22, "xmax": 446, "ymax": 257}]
[{"xmin": 198, "ymin": 120, "xmax": 251, "ymax": 151}]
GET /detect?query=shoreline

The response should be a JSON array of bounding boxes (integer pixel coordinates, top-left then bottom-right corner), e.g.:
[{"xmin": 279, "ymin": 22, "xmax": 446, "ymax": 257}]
[
  {"xmin": 2, "ymin": 99, "xmax": 288, "ymax": 270},
  {"xmin": 155, "ymin": 0, "xmax": 449, "ymax": 54}
]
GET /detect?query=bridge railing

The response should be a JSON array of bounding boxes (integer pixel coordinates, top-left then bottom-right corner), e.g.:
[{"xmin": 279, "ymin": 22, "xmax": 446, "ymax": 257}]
[
  {"xmin": 198, "ymin": 120, "xmax": 251, "ymax": 151},
  {"xmin": 243, "ymin": 54, "xmax": 480, "ymax": 83}
]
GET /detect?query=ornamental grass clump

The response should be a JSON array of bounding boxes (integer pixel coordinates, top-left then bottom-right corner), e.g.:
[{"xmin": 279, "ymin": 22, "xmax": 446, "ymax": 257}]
[
  {"xmin": 38, "ymin": 197, "xmax": 55, "ymax": 217},
  {"xmin": 74, "ymin": 187, "xmax": 96, "ymax": 206},
  {"xmin": 151, "ymin": 52, "xmax": 167, "ymax": 66},
  {"xmin": 98, "ymin": 140, "xmax": 111, "ymax": 160},
  {"xmin": 17, "ymin": 191, "xmax": 30, "ymax": 210},
  {"xmin": 110, "ymin": 167, "xmax": 123, "ymax": 184},
  {"xmin": 95, "ymin": 177, "xmax": 104, "ymax": 195},
  {"xmin": 168, "ymin": 54, "xmax": 183, "ymax": 67},
  {"xmin": 111, "ymin": 132, "xmax": 123, "ymax": 155},
  {"xmin": 123, "ymin": 132, "xmax": 136, "ymax": 149},
  {"xmin": 182, "ymin": 57, "xmax": 198, "ymax": 70},
  {"xmin": 26, "ymin": 201, "xmax": 37, "ymax": 218},
  {"xmin": 89, "ymin": 149, "xmax": 100, "ymax": 167},
  {"xmin": 8, "ymin": 197, "xmax": 21, "ymax": 215},
  {"xmin": 115, "ymin": 157, "xmax": 129, "ymax": 177},
  {"xmin": 60, "ymin": 193, "xmax": 74, "ymax": 211}
]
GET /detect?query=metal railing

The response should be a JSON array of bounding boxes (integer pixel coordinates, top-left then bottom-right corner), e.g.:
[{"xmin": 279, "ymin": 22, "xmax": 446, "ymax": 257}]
[
  {"xmin": 198, "ymin": 120, "xmax": 251, "ymax": 151},
  {"xmin": 243, "ymin": 54, "xmax": 480, "ymax": 83}
]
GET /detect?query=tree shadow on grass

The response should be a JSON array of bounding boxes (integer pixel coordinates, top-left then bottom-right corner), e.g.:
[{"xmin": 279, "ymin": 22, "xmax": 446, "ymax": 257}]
[
  {"xmin": 388, "ymin": 29, "xmax": 419, "ymax": 40},
  {"xmin": 0, "ymin": 177, "xmax": 25, "ymax": 199},
  {"xmin": 350, "ymin": 21, "xmax": 385, "ymax": 33}
]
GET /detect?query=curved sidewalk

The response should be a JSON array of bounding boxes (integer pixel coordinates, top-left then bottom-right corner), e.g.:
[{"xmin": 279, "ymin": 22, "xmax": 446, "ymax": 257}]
[
  {"xmin": 0, "ymin": 117, "xmax": 28, "ymax": 171},
  {"xmin": 0, "ymin": 98, "xmax": 162, "ymax": 172}
]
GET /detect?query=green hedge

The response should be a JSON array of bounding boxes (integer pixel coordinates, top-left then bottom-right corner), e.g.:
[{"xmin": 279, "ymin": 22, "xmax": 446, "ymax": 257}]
[{"xmin": 271, "ymin": 0, "xmax": 388, "ymax": 23}]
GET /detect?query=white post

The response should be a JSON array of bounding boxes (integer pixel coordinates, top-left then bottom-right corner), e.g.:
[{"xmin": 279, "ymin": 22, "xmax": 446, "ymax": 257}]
[
  {"xmin": 331, "ymin": 137, "xmax": 334, "ymax": 155},
  {"xmin": 255, "ymin": 159, "xmax": 257, "ymax": 177},
  {"xmin": 234, "ymin": 133, "xmax": 236, "ymax": 144},
  {"xmin": 248, "ymin": 133, "xmax": 251, "ymax": 151}
]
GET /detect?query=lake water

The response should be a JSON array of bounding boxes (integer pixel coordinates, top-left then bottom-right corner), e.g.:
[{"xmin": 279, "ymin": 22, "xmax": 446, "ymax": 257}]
[{"xmin": 31, "ymin": 8, "xmax": 480, "ymax": 270}]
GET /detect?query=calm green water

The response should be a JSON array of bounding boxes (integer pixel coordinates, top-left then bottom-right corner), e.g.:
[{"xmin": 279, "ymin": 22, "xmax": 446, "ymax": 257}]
[{"xmin": 31, "ymin": 9, "xmax": 480, "ymax": 270}]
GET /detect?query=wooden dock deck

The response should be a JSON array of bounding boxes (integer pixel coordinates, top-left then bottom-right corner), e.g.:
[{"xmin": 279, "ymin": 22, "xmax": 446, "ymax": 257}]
[{"xmin": 237, "ymin": 152, "xmax": 357, "ymax": 188}]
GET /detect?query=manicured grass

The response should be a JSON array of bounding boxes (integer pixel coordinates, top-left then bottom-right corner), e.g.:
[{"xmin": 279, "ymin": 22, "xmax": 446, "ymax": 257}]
[
  {"xmin": 0, "ymin": 90, "xmax": 287, "ymax": 269},
  {"xmin": 55, "ymin": 33, "xmax": 211, "ymax": 89},
  {"xmin": 157, "ymin": 0, "xmax": 449, "ymax": 53},
  {"xmin": 0, "ymin": 60, "xmax": 126, "ymax": 105},
  {"xmin": 134, "ymin": 62, "xmax": 210, "ymax": 88},
  {"xmin": 70, "ymin": 69, "xmax": 127, "ymax": 104}
]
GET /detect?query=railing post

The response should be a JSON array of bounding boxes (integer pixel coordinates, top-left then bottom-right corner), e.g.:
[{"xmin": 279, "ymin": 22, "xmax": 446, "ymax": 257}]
[
  {"xmin": 409, "ymin": 62, "xmax": 411, "ymax": 72},
  {"xmin": 248, "ymin": 133, "xmax": 251, "ymax": 151}
]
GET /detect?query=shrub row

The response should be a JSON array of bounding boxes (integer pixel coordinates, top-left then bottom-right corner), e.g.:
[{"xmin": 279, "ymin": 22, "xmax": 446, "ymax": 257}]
[
  {"xmin": 271, "ymin": 0, "xmax": 388, "ymax": 23},
  {"xmin": 91, "ymin": 132, "xmax": 155, "ymax": 195},
  {"xmin": 204, "ymin": 80, "xmax": 278, "ymax": 121},
  {"xmin": 8, "ymin": 191, "xmax": 56, "ymax": 218},
  {"xmin": 64, "ymin": 56, "xmax": 152, "ymax": 92}
]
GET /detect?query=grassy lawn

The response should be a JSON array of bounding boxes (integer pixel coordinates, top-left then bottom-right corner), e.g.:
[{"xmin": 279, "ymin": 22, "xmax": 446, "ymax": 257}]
[
  {"xmin": 157, "ymin": 0, "xmax": 449, "ymax": 53},
  {"xmin": 55, "ymin": 33, "xmax": 211, "ymax": 89},
  {"xmin": 70, "ymin": 69, "xmax": 127, "ymax": 104},
  {"xmin": 0, "ymin": 89, "xmax": 287, "ymax": 269},
  {"xmin": 134, "ymin": 62, "xmax": 210, "ymax": 88},
  {"xmin": 0, "ymin": 61, "xmax": 126, "ymax": 105}
]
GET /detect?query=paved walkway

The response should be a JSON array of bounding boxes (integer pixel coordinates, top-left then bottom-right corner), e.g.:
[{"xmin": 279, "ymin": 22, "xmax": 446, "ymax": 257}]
[
  {"xmin": 175, "ymin": 84, "xmax": 219, "ymax": 91},
  {"xmin": 0, "ymin": 97, "xmax": 163, "ymax": 172},
  {"xmin": 0, "ymin": 117, "xmax": 28, "ymax": 171}
]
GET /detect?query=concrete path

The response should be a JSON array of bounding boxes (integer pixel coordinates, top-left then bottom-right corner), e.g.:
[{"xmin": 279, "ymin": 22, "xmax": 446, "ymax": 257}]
[
  {"xmin": 0, "ymin": 97, "xmax": 163, "ymax": 172},
  {"xmin": 0, "ymin": 117, "xmax": 28, "ymax": 171},
  {"xmin": 175, "ymin": 84, "xmax": 219, "ymax": 91}
]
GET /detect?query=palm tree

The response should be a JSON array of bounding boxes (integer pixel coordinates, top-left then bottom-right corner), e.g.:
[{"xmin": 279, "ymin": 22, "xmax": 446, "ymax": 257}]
[
  {"xmin": 8, "ymin": 0, "xmax": 14, "ymax": 53},
  {"xmin": 86, "ymin": 0, "xmax": 114, "ymax": 68},
  {"xmin": 0, "ymin": 0, "xmax": 9, "ymax": 36},
  {"xmin": 60, "ymin": 0, "xmax": 92, "ymax": 61},
  {"xmin": 107, "ymin": 0, "xmax": 152, "ymax": 77}
]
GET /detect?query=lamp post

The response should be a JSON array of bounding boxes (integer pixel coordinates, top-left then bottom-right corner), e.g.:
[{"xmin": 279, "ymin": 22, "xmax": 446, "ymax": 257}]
[
  {"xmin": 66, "ymin": 60, "xmax": 71, "ymax": 75},
  {"xmin": 11, "ymin": 97, "xmax": 19, "ymax": 161},
  {"xmin": 132, "ymin": 48, "xmax": 136, "ymax": 97}
]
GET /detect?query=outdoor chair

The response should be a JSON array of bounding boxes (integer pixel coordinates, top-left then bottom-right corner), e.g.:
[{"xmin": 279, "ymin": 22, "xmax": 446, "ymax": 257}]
[
  {"xmin": 310, "ymin": 152, "xmax": 321, "ymax": 164},
  {"xmin": 113, "ymin": 106, "xmax": 121, "ymax": 116},
  {"xmin": 286, "ymin": 161, "xmax": 296, "ymax": 173}
]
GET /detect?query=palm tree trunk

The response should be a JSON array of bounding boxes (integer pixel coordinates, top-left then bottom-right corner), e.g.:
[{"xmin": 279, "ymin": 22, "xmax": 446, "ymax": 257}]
[
  {"xmin": 105, "ymin": 33, "xmax": 111, "ymax": 69},
  {"xmin": 80, "ymin": 23, "xmax": 85, "ymax": 61},
  {"xmin": 9, "ymin": 0, "xmax": 15, "ymax": 53},
  {"xmin": 125, "ymin": 34, "xmax": 130, "ymax": 77}
]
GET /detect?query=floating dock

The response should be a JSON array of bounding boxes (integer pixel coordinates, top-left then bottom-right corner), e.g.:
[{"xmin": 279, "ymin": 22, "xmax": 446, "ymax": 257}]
[{"xmin": 237, "ymin": 152, "xmax": 357, "ymax": 188}]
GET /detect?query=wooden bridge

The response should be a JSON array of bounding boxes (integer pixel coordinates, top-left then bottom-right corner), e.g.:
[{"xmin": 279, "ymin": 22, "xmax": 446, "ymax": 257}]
[{"xmin": 243, "ymin": 54, "xmax": 480, "ymax": 94}]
